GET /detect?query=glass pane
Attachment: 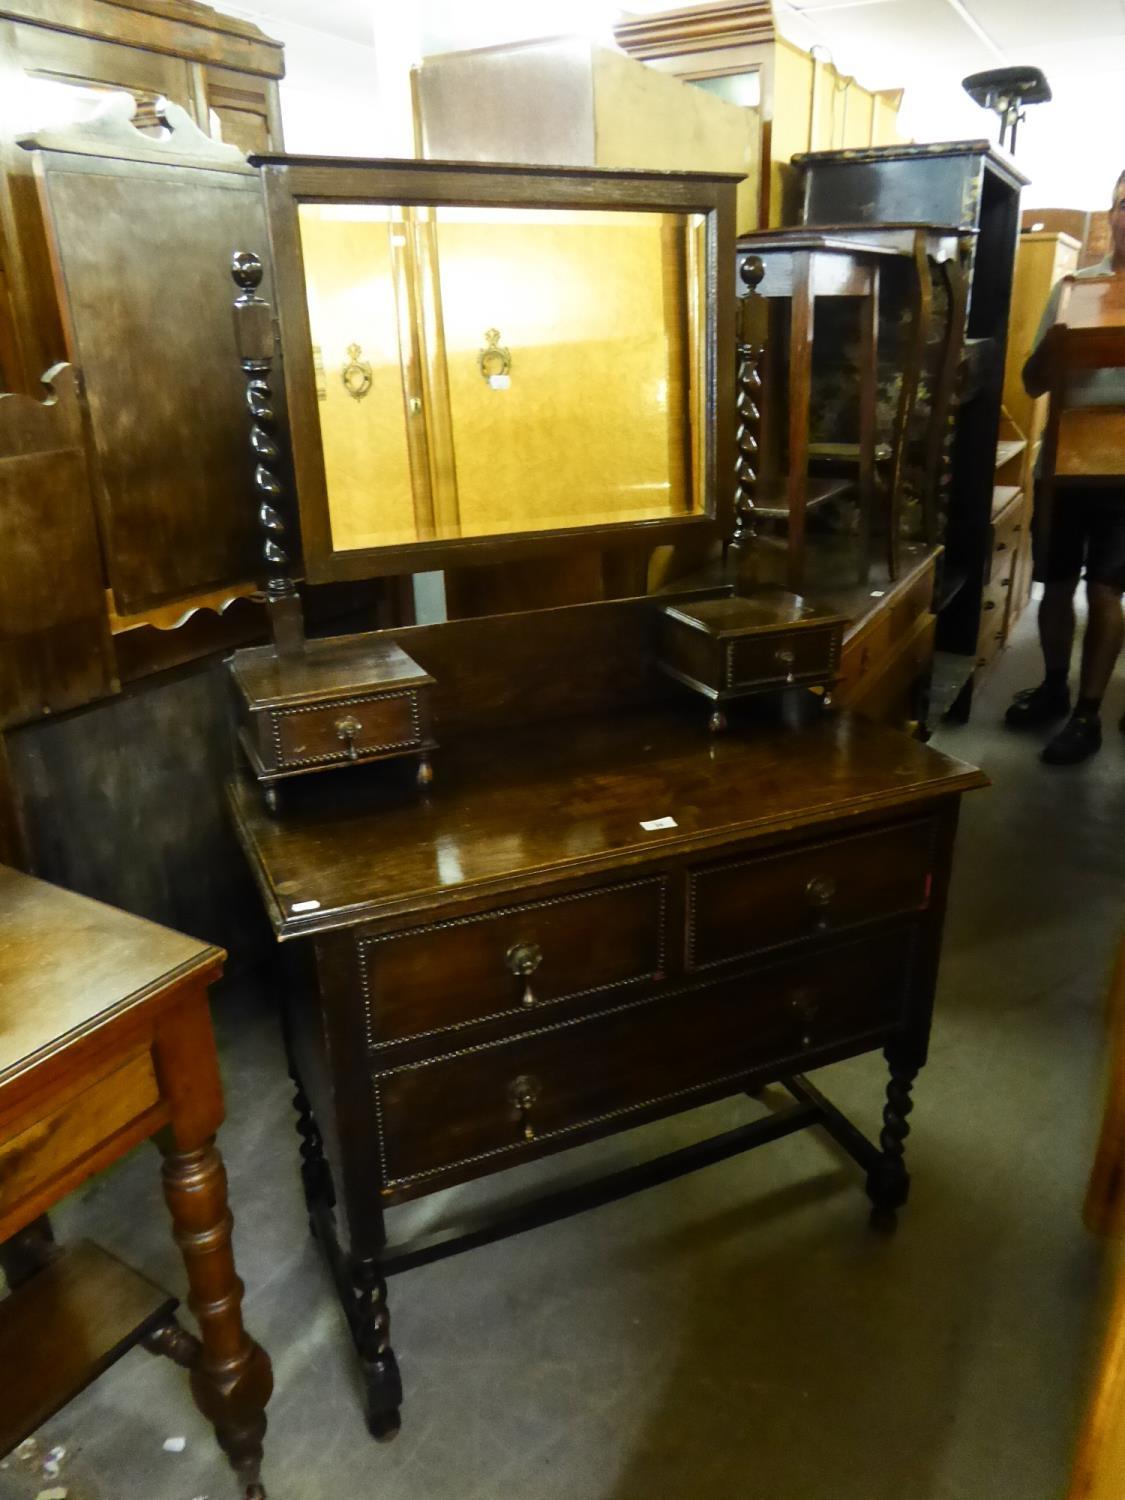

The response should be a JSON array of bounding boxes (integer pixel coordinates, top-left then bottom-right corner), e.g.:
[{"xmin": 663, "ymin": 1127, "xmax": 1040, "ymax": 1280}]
[{"xmin": 297, "ymin": 203, "xmax": 707, "ymax": 551}]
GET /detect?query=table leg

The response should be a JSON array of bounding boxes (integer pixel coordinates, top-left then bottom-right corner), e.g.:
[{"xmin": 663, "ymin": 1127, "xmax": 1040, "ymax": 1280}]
[
  {"xmin": 159, "ymin": 1136, "xmax": 273, "ymax": 1498},
  {"xmin": 353, "ymin": 1251, "xmax": 403, "ymax": 1440},
  {"xmin": 865, "ymin": 1040, "xmax": 919, "ymax": 1227}
]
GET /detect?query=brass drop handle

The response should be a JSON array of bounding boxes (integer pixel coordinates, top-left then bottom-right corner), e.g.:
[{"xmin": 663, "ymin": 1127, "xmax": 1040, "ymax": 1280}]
[
  {"xmin": 335, "ymin": 714, "xmax": 363, "ymax": 760},
  {"xmin": 505, "ymin": 941, "xmax": 543, "ymax": 1007},
  {"xmin": 790, "ymin": 992, "xmax": 821, "ymax": 1049},
  {"xmin": 508, "ymin": 1074, "xmax": 541, "ymax": 1140},
  {"xmin": 775, "ymin": 645, "xmax": 796, "ymax": 683},
  {"xmin": 805, "ymin": 874, "xmax": 837, "ymax": 930}
]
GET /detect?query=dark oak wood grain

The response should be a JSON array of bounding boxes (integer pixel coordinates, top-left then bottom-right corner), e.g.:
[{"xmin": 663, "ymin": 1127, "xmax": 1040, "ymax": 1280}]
[{"xmin": 0, "ymin": 365, "xmax": 117, "ymax": 729}]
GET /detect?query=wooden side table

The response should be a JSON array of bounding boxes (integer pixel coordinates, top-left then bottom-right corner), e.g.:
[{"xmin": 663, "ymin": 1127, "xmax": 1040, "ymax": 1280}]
[{"xmin": 0, "ymin": 865, "xmax": 272, "ymax": 1498}]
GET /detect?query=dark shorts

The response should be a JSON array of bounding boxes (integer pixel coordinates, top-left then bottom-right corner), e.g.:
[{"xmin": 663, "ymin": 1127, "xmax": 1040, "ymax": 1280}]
[{"xmin": 1032, "ymin": 479, "xmax": 1125, "ymax": 591}]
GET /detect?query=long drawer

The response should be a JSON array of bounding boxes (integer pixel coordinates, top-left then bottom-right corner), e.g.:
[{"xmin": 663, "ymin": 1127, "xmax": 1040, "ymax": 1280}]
[
  {"xmin": 359, "ymin": 875, "xmax": 670, "ymax": 1047},
  {"xmin": 373, "ymin": 929, "xmax": 914, "ymax": 1192},
  {"xmin": 686, "ymin": 818, "xmax": 934, "ymax": 970}
]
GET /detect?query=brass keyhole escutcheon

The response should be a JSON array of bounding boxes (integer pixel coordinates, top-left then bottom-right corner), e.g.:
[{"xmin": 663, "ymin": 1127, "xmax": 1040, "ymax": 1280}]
[
  {"xmin": 335, "ymin": 714, "xmax": 363, "ymax": 761},
  {"xmin": 805, "ymin": 874, "xmax": 836, "ymax": 930},
  {"xmin": 508, "ymin": 1074, "xmax": 541, "ymax": 1140},
  {"xmin": 505, "ymin": 940, "xmax": 543, "ymax": 1007}
]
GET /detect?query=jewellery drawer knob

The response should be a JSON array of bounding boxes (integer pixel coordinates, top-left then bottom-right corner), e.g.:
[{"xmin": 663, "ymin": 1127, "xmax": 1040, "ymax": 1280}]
[
  {"xmin": 774, "ymin": 646, "xmax": 796, "ymax": 683},
  {"xmin": 790, "ymin": 992, "xmax": 821, "ymax": 1049},
  {"xmin": 508, "ymin": 1074, "xmax": 541, "ymax": 1141},
  {"xmin": 335, "ymin": 714, "xmax": 363, "ymax": 760},
  {"xmin": 805, "ymin": 875, "xmax": 837, "ymax": 930},
  {"xmin": 505, "ymin": 941, "xmax": 543, "ymax": 1007}
]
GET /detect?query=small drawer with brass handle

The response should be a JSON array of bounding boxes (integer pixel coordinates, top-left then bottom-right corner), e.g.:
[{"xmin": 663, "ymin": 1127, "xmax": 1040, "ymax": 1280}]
[
  {"xmin": 358, "ymin": 875, "xmax": 669, "ymax": 1048},
  {"xmin": 273, "ymin": 693, "xmax": 421, "ymax": 769},
  {"xmin": 687, "ymin": 819, "xmax": 934, "ymax": 970}
]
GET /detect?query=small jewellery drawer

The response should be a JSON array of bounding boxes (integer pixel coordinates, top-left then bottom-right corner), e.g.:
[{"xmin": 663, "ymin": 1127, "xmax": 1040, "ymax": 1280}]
[
  {"xmin": 373, "ymin": 930, "xmax": 912, "ymax": 1191},
  {"xmin": 359, "ymin": 876, "xmax": 669, "ymax": 1047},
  {"xmin": 727, "ymin": 624, "xmax": 840, "ymax": 689},
  {"xmin": 686, "ymin": 819, "xmax": 934, "ymax": 970},
  {"xmin": 272, "ymin": 691, "xmax": 423, "ymax": 770}
]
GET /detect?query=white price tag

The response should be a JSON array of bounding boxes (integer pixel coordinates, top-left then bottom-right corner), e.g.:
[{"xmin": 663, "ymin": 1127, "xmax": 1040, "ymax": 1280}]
[
  {"xmin": 640, "ymin": 816, "xmax": 678, "ymax": 831},
  {"xmin": 291, "ymin": 899, "xmax": 322, "ymax": 913}
]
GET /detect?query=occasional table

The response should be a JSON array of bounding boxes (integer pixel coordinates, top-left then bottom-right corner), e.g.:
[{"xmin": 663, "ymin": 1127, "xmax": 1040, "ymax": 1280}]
[{"xmin": 0, "ymin": 865, "xmax": 272, "ymax": 1498}]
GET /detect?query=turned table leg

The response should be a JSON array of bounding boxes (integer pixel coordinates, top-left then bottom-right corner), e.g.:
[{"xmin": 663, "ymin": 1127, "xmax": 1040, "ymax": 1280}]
[
  {"xmin": 865, "ymin": 1041, "xmax": 919, "ymax": 1227},
  {"xmin": 159, "ymin": 1137, "xmax": 273, "ymax": 1498},
  {"xmin": 353, "ymin": 1253, "xmax": 402, "ymax": 1440}
]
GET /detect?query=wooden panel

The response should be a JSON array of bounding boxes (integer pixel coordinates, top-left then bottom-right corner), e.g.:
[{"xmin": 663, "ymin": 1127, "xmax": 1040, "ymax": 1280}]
[
  {"xmin": 35, "ymin": 145, "xmax": 268, "ymax": 610},
  {"xmin": 1057, "ymin": 409, "xmax": 1125, "ymax": 477},
  {"xmin": 0, "ymin": 1049, "xmax": 160, "ymax": 1215},
  {"xmin": 0, "ymin": 365, "xmax": 116, "ymax": 729},
  {"xmin": 374, "ymin": 928, "xmax": 913, "ymax": 1190},
  {"xmin": 14, "ymin": 22, "xmax": 194, "ymax": 102},
  {"xmin": 359, "ymin": 875, "xmax": 669, "ymax": 1046},
  {"xmin": 686, "ymin": 819, "xmax": 933, "ymax": 969},
  {"xmin": 0, "ymin": 0, "xmax": 284, "ymax": 77},
  {"xmin": 0, "ymin": 1239, "xmax": 176, "ymax": 1457},
  {"xmin": 849, "ymin": 611, "xmax": 936, "ymax": 729},
  {"xmin": 203, "ymin": 63, "xmax": 278, "ymax": 153}
]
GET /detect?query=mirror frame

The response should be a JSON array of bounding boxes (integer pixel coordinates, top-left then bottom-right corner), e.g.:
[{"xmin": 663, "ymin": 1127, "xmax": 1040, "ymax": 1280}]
[{"xmin": 254, "ymin": 154, "xmax": 739, "ymax": 583}]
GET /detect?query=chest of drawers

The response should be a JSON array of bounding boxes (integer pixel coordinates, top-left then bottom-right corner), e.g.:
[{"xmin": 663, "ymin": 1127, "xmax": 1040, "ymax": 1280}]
[{"xmin": 230, "ymin": 602, "xmax": 983, "ymax": 1442}]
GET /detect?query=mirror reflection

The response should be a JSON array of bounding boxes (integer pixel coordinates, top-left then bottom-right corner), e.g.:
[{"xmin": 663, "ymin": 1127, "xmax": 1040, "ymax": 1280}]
[{"xmin": 297, "ymin": 202, "xmax": 708, "ymax": 551}]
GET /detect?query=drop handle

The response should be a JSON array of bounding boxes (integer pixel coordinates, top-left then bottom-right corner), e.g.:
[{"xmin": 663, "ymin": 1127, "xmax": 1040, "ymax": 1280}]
[
  {"xmin": 774, "ymin": 645, "xmax": 796, "ymax": 683},
  {"xmin": 790, "ymin": 993, "xmax": 821, "ymax": 1049},
  {"xmin": 335, "ymin": 714, "xmax": 363, "ymax": 760},
  {"xmin": 805, "ymin": 875, "xmax": 837, "ymax": 930},
  {"xmin": 505, "ymin": 941, "xmax": 543, "ymax": 1007},
  {"xmin": 508, "ymin": 1074, "xmax": 541, "ymax": 1140}
]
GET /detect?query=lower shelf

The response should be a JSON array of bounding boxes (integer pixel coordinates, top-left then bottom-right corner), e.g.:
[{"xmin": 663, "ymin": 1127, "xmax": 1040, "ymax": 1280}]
[{"xmin": 0, "ymin": 1240, "xmax": 176, "ymax": 1456}]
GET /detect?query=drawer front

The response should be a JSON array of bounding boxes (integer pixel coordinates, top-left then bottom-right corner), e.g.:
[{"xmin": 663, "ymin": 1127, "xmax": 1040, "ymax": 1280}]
[
  {"xmin": 849, "ymin": 612, "xmax": 936, "ymax": 730},
  {"xmin": 727, "ymin": 624, "xmax": 840, "ymax": 690},
  {"xmin": 686, "ymin": 819, "xmax": 934, "ymax": 970},
  {"xmin": 272, "ymin": 690, "xmax": 422, "ymax": 769},
  {"xmin": 0, "ymin": 1051, "xmax": 161, "ymax": 1218},
  {"xmin": 977, "ymin": 568, "xmax": 1013, "ymax": 664},
  {"xmin": 374, "ymin": 930, "xmax": 913, "ymax": 1190},
  {"xmin": 360, "ymin": 876, "xmax": 670, "ymax": 1048},
  {"xmin": 888, "ymin": 567, "xmax": 936, "ymax": 637},
  {"xmin": 990, "ymin": 512, "xmax": 1024, "ymax": 583}
]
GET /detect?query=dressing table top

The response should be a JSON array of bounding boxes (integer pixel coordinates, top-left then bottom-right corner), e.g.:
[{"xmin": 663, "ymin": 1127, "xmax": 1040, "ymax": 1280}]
[{"xmin": 229, "ymin": 707, "xmax": 984, "ymax": 941}]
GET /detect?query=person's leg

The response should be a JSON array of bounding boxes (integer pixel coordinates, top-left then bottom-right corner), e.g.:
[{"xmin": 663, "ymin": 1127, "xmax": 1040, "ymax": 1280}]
[
  {"xmin": 1043, "ymin": 492, "xmax": 1125, "ymax": 764},
  {"xmin": 1078, "ymin": 580, "xmax": 1125, "ymax": 704},
  {"xmin": 1006, "ymin": 480, "xmax": 1083, "ymax": 727}
]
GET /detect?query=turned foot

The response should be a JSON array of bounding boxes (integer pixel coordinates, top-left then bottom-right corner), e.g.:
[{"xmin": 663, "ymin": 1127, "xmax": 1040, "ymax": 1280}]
[
  {"xmin": 708, "ymin": 707, "xmax": 727, "ymax": 734},
  {"xmin": 416, "ymin": 754, "xmax": 433, "ymax": 791},
  {"xmin": 352, "ymin": 1257, "xmax": 402, "ymax": 1440},
  {"xmin": 263, "ymin": 784, "xmax": 280, "ymax": 815},
  {"xmin": 865, "ymin": 1045, "xmax": 918, "ymax": 1224}
]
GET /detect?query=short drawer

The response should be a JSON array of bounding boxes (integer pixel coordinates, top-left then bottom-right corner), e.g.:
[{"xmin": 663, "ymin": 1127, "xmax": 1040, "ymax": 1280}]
[
  {"xmin": 837, "ymin": 610, "xmax": 893, "ymax": 701},
  {"xmin": 374, "ymin": 929, "xmax": 913, "ymax": 1191},
  {"xmin": 271, "ymin": 690, "xmax": 423, "ymax": 770},
  {"xmin": 990, "ymin": 515, "xmax": 1024, "ymax": 583},
  {"xmin": 686, "ymin": 819, "xmax": 934, "ymax": 970},
  {"xmin": 727, "ymin": 624, "xmax": 840, "ymax": 689},
  {"xmin": 359, "ymin": 876, "xmax": 670, "ymax": 1047},
  {"xmin": 888, "ymin": 567, "xmax": 936, "ymax": 637}
]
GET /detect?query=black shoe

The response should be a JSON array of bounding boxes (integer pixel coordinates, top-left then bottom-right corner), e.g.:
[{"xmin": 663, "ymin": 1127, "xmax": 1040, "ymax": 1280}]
[
  {"xmin": 1042, "ymin": 712, "xmax": 1103, "ymax": 765},
  {"xmin": 1005, "ymin": 682, "xmax": 1071, "ymax": 728}
]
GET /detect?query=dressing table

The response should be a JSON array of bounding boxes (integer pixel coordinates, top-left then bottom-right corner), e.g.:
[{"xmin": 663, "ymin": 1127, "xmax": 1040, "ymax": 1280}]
[{"xmin": 226, "ymin": 155, "xmax": 986, "ymax": 1440}]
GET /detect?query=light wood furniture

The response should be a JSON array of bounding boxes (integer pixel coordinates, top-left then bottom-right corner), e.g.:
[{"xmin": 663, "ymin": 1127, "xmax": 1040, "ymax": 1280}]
[
  {"xmin": 1068, "ymin": 934, "xmax": 1125, "ymax": 1499},
  {"xmin": 612, "ymin": 0, "xmax": 907, "ymax": 227},
  {"xmin": 0, "ymin": 865, "xmax": 272, "ymax": 1497},
  {"xmin": 1003, "ymin": 231, "xmax": 1081, "ymax": 632}
]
